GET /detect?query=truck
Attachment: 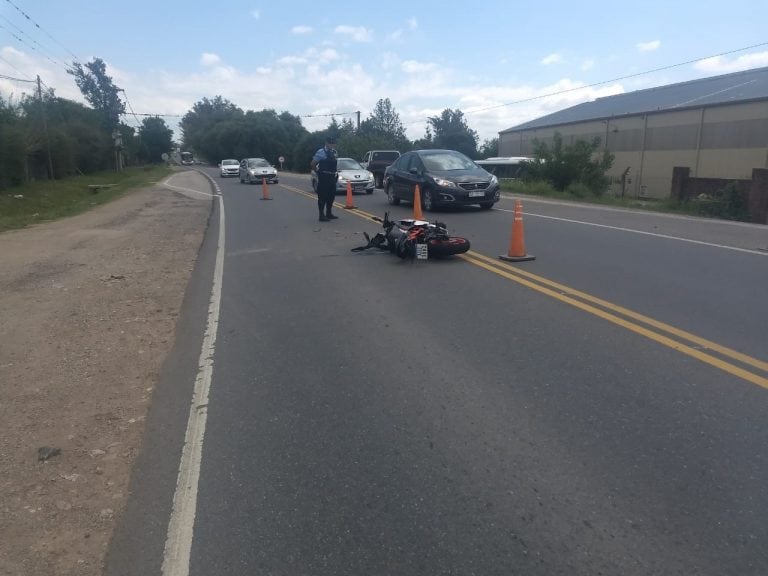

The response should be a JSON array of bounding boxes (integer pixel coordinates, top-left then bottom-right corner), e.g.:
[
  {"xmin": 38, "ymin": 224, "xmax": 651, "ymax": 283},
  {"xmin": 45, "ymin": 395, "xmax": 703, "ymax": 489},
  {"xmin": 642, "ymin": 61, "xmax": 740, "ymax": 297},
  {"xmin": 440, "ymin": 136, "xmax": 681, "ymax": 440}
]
[{"xmin": 360, "ymin": 150, "xmax": 401, "ymax": 188}]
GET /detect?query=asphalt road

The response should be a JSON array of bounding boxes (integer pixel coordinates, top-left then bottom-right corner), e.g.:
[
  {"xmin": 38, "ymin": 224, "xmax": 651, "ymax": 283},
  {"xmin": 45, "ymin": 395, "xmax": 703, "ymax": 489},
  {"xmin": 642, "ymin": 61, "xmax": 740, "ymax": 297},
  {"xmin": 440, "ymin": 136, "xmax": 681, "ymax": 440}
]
[{"xmin": 108, "ymin": 169, "xmax": 768, "ymax": 576}]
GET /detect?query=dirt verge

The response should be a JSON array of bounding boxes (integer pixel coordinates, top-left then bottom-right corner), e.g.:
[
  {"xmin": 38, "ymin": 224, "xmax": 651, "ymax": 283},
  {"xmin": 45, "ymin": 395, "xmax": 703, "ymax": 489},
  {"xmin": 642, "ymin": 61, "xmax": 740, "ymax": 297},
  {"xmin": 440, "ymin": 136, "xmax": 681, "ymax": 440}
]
[{"xmin": 0, "ymin": 173, "xmax": 211, "ymax": 575}]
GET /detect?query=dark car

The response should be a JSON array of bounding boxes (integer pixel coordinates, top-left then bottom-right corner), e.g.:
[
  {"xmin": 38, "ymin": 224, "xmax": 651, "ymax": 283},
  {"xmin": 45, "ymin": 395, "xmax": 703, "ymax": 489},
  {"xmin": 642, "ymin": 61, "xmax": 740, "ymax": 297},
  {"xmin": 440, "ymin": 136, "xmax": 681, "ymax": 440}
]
[{"xmin": 383, "ymin": 149, "xmax": 500, "ymax": 211}]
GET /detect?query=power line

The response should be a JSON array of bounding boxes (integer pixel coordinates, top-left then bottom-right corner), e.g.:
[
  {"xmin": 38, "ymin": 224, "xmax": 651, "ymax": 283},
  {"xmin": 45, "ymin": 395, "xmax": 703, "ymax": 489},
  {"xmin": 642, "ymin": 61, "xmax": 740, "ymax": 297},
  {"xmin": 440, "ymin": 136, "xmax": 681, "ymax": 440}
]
[
  {"xmin": 0, "ymin": 72, "xmax": 35, "ymax": 83},
  {"xmin": 463, "ymin": 40, "xmax": 768, "ymax": 117},
  {"xmin": 402, "ymin": 40, "xmax": 768, "ymax": 129},
  {"xmin": 118, "ymin": 88, "xmax": 143, "ymax": 129},
  {"xmin": 3, "ymin": 0, "xmax": 81, "ymax": 63},
  {"xmin": 0, "ymin": 23, "xmax": 70, "ymax": 72},
  {"xmin": 0, "ymin": 53, "xmax": 33, "ymax": 81},
  {"xmin": 300, "ymin": 111, "xmax": 357, "ymax": 118},
  {"xmin": 0, "ymin": 14, "xmax": 71, "ymax": 72},
  {"xmin": 120, "ymin": 112, "xmax": 183, "ymax": 118}
]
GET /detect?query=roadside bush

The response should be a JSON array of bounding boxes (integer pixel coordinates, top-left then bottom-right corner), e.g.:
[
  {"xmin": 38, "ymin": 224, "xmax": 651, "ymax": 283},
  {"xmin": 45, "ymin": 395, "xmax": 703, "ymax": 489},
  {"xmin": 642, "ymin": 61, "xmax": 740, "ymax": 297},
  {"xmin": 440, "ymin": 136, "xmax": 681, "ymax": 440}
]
[
  {"xmin": 525, "ymin": 132, "xmax": 613, "ymax": 196},
  {"xmin": 689, "ymin": 182, "xmax": 748, "ymax": 221},
  {"xmin": 565, "ymin": 182, "xmax": 593, "ymax": 198},
  {"xmin": 503, "ymin": 179, "xmax": 558, "ymax": 197}
]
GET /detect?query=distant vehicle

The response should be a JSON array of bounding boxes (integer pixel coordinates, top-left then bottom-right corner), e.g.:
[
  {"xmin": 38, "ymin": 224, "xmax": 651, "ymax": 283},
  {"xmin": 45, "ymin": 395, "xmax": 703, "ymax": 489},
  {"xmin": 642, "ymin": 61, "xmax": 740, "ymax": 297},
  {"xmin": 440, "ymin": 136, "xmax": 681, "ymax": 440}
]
[
  {"xmin": 180, "ymin": 151, "xmax": 194, "ymax": 165},
  {"xmin": 361, "ymin": 150, "xmax": 400, "ymax": 188},
  {"xmin": 474, "ymin": 156, "xmax": 533, "ymax": 180},
  {"xmin": 383, "ymin": 149, "xmax": 500, "ymax": 211},
  {"xmin": 311, "ymin": 158, "xmax": 375, "ymax": 195},
  {"xmin": 239, "ymin": 158, "xmax": 279, "ymax": 184},
  {"xmin": 219, "ymin": 159, "xmax": 239, "ymax": 178}
]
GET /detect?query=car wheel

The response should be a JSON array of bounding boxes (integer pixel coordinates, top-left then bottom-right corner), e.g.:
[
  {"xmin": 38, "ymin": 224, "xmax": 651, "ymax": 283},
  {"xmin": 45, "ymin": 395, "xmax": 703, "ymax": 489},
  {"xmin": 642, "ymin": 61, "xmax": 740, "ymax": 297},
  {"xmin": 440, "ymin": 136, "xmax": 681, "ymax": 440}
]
[
  {"xmin": 422, "ymin": 188, "xmax": 434, "ymax": 212},
  {"xmin": 479, "ymin": 201, "xmax": 494, "ymax": 210},
  {"xmin": 366, "ymin": 188, "xmax": 373, "ymax": 195},
  {"xmin": 239, "ymin": 175, "xmax": 244, "ymax": 183},
  {"xmin": 386, "ymin": 183, "xmax": 400, "ymax": 205}
]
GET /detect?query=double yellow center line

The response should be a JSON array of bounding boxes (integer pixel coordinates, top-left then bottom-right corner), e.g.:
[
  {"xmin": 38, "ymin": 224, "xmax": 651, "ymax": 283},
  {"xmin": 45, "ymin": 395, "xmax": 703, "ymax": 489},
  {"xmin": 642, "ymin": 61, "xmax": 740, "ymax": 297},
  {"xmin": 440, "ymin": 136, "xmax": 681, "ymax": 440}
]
[
  {"xmin": 280, "ymin": 182, "xmax": 768, "ymax": 389},
  {"xmin": 462, "ymin": 251, "xmax": 768, "ymax": 389}
]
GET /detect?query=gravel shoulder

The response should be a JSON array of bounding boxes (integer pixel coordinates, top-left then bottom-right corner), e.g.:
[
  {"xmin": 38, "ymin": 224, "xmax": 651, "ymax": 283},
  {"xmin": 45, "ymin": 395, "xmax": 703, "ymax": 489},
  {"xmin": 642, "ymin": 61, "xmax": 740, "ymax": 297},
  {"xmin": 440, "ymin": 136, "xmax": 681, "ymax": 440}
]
[{"xmin": 0, "ymin": 171, "xmax": 212, "ymax": 575}]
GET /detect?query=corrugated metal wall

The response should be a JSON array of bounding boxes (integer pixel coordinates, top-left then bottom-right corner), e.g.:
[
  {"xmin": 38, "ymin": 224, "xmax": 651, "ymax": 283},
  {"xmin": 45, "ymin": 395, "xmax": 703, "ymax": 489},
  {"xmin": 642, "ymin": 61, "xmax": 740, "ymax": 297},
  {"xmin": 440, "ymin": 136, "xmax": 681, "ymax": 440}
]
[{"xmin": 499, "ymin": 100, "xmax": 768, "ymax": 198}]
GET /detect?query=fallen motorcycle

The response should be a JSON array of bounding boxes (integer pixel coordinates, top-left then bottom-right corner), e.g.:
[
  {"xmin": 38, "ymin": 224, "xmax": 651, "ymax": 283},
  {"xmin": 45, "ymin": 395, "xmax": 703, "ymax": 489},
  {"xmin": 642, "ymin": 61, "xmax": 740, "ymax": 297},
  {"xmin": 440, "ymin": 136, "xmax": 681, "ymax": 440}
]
[{"xmin": 351, "ymin": 212, "xmax": 470, "ymax": 259}]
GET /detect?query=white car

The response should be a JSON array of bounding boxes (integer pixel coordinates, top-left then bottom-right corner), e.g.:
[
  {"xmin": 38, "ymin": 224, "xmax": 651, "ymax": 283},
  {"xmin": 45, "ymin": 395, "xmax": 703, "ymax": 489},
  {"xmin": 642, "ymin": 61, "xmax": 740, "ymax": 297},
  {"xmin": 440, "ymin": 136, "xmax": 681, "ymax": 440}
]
[
  {"xmin": 239, "ymin": 158, "xmax": 279, "ymax": 184},
  {"xmin": 311, "ymin": 157, "xmax": 374, "ymax": 194},
  {"xmin": 219, "ymin": 159, "xmax": 239, "ymax": 177}
]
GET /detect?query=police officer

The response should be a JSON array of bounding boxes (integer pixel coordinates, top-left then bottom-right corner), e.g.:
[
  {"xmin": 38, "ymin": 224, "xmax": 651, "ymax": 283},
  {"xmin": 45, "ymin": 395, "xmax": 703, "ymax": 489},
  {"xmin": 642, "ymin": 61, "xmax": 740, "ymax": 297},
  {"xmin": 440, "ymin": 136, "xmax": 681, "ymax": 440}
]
[{"xmin": 310, "ymin": 136, "xmax": 338, "ymax": 222}]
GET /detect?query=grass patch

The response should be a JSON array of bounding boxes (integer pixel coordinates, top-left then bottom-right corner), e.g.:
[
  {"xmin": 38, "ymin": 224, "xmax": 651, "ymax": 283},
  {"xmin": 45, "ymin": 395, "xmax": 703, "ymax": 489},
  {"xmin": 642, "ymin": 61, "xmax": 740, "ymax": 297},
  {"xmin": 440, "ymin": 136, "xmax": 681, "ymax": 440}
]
[{"xmin": 0, "ymin": 165, "xmax": 173, "ymax": 233}]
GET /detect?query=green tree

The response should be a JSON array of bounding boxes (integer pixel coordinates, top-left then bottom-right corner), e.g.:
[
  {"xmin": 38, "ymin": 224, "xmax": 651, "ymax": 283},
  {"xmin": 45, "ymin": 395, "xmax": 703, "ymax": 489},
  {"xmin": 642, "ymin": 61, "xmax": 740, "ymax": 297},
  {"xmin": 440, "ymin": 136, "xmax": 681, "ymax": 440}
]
[
  {"xmin": 354, "ymin": 98, "xmax": 410, "ymax": 158},
  {"xmin": 427, "ymin": 108, "xmax": 478, "ymax": 158},
  {"xmin": 138, "ymin": 117, "xmax": 174, "ymax": 163},
  {"xmin": 478, "ymin": 137, "xmax": 499, "ymax": 159},
  {"xmin": 0, "ymin": 96, "xmax": 25, "ymax": 188},
  {"xmin": 412, "ymin": 125, "xmax": 433, "ymax": 150},
  {"xmin": 67, "ymin": 58, "xmax": 125, "ymax": 130},
  {"xmin": 525, "ymin": 132, "xmax": 614, "ymax": 195},
  {"xmin": 180, "ymin": 96, "xmax": 244, "ymax": 160}
]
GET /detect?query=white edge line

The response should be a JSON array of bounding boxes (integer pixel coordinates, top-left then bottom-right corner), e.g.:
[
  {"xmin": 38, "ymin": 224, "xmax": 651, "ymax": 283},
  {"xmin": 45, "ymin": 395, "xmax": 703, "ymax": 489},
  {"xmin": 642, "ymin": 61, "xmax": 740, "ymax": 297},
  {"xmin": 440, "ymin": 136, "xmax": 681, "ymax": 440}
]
[
  {"xmin": 162, "ymin": 175, "xmax": 224, "ymax": 576},
  {"xmin": 162, "ymin": 173, "xmax": 215, "ymax": 198},
  {"xmin": 494, "ymin": 207, "xmax": 767, "ymax": 256}
]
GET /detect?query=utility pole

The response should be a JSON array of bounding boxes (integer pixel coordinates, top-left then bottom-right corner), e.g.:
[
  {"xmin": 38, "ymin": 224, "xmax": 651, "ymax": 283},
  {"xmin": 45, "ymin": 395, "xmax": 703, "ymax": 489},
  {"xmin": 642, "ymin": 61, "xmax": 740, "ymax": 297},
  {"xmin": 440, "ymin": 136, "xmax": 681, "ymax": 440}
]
[
  {"xmin": 356, "ymin": 110, "xmax": 360, "ymax": 131},
  {"xmin": 37, "ymin": 75, "xmax": 54, "ymax": 179}
]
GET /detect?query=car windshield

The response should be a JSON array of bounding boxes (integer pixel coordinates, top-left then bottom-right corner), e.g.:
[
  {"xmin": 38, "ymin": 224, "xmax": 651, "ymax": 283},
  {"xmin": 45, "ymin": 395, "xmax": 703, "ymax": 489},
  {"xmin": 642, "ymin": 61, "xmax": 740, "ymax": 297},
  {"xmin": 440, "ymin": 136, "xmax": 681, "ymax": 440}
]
[
  {"xmin": 222, "ymin": 160, "xmax": 238, "ymax": 166},
  {"xmin": 421, "ymin": 152, "xmax": 476, "ymax": 171},
  {"xmin": 337, "ymin": 158, "xmax": 363, "ymax": 170},
  {"xmin": 248, "ymin": 159, "xmax": 270, "ymax": 167}
]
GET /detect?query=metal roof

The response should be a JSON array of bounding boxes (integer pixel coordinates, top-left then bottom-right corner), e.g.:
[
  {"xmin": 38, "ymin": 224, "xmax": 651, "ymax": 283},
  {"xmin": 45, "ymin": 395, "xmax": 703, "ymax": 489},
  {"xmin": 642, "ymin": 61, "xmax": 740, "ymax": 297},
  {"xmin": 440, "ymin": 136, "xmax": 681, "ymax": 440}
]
[{"xmin": 501, "ymin": 66, "xmax": 768, "ymax": 133}]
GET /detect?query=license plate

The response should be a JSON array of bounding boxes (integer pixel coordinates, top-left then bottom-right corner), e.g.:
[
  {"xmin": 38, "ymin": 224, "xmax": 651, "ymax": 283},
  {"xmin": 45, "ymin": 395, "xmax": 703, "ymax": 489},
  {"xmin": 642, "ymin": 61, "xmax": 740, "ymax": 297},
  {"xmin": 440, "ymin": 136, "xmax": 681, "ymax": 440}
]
[{"xmin": 468, "ymin": 191, "xmax": 485, "ymax": 197}]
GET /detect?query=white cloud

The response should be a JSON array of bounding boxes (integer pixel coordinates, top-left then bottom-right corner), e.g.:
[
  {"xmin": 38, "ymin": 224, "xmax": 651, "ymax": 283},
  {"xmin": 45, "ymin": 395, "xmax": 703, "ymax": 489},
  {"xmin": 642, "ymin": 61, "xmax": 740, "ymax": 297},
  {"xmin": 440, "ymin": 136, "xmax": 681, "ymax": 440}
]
[
  {"xmin": 407, "ymin": 18, "xmax": 418, "ymax": 30},
  {"xmin": 581, "ymin": 59, "xmax": 595, "ymax": 71},
  {"xmin": 291, "ymin": 25, "xmax": 312, "ymax": 35},
  {"xmin": 0, "ymin": 46, "xmax": 634, "ymax": 144},
  {"xmin": 401, "ymin": 60, "xmax": 437, "ymax": 74},
  {"xmin": 200, "ymin": 53, "xmax": 221, "ymax": 67},
  {"xmin": 277, "ymin": 47, "xmax": 339, "ymax": 69},
  {"xmin": 334, "ymin": 25, "xmax": 373, "ymax": 42},
  {"xmin": 277, "ymin": 55, "xmax": 307, "ymax": 66},
  {"xmin": 251, "ymin": 9, "xmax": 260, "ymax": 20},
  {"xmin": 541, "ymin": 53, "xmax": 562, "ymax": 66},
  {"xmin": 694, "ymin": 51, "xmax": 768, "ymax": 73},
  {"xmin": 636, "ymin": 40, "xmax": 661, "ymax": 52}
]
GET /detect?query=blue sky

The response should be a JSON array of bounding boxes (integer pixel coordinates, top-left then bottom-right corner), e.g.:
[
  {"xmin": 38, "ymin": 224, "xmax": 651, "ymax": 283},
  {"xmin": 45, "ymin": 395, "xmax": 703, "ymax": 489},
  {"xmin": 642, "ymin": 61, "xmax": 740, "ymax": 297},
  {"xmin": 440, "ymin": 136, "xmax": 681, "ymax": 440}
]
[{"xmin": 1, "ymin": 0, "xmax": 767, "ymax": 143}]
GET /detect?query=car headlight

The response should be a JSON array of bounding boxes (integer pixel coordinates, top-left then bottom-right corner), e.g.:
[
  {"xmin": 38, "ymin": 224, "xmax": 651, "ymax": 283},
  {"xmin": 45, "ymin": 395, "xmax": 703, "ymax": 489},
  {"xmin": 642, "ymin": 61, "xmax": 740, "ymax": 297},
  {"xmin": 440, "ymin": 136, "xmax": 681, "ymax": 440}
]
[
  {"xmin": 367, "ymin": 171, "xmax": 374, "ymax": 180},
  {"xmin": 432, "ymin": 177, "xmax": 457, "ymax": 188},
  {"xmin": 490, "ymin": 175, "xmax": 498, "ymax": 186}
]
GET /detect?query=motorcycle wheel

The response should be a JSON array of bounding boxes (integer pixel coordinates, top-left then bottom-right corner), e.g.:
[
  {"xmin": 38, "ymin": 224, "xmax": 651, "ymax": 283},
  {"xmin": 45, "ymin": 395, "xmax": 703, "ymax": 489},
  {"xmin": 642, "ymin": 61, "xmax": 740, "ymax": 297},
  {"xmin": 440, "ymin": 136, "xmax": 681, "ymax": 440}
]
[{"xmin": 427, "ymin": 236, "xmax": 470, "ymax": 257}]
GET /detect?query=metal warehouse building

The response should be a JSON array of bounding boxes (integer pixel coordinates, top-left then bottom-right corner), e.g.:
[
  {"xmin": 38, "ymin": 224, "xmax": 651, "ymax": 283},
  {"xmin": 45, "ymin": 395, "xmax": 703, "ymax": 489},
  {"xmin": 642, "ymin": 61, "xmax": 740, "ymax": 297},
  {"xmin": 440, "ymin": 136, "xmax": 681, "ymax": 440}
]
[{"xmin": 498, "ymin": 66, "xmax": 768, "ymax": 202}]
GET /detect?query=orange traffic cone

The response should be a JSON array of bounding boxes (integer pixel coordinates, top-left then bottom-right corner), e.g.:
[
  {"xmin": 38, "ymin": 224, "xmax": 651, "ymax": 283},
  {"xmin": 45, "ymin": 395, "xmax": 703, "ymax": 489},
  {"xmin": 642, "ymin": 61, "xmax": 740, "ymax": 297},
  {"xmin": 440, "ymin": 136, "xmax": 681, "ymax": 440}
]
[
  {"xmin": 499, "ymin": 199, "xmax": 535, "ymax": 262},
  {"xmin": 260, "ymin": 176, "xmax": 272, "ymax": 200},
  {"xmin": 344, "ymin": 181, "xmax": 356, "ymax": 209},
  {"xmin": 413, "ymin": 184, "xmax": 424, "ymax": 220}
]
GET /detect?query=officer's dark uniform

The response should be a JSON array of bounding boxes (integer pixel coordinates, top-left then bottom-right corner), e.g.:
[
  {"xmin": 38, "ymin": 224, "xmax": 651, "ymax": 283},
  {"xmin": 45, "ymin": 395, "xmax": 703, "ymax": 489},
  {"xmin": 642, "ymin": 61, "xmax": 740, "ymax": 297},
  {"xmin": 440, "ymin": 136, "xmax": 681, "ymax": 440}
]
[{"xmin": 313, "ymin": 143, "xmax": 338, "ymax": 221}]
